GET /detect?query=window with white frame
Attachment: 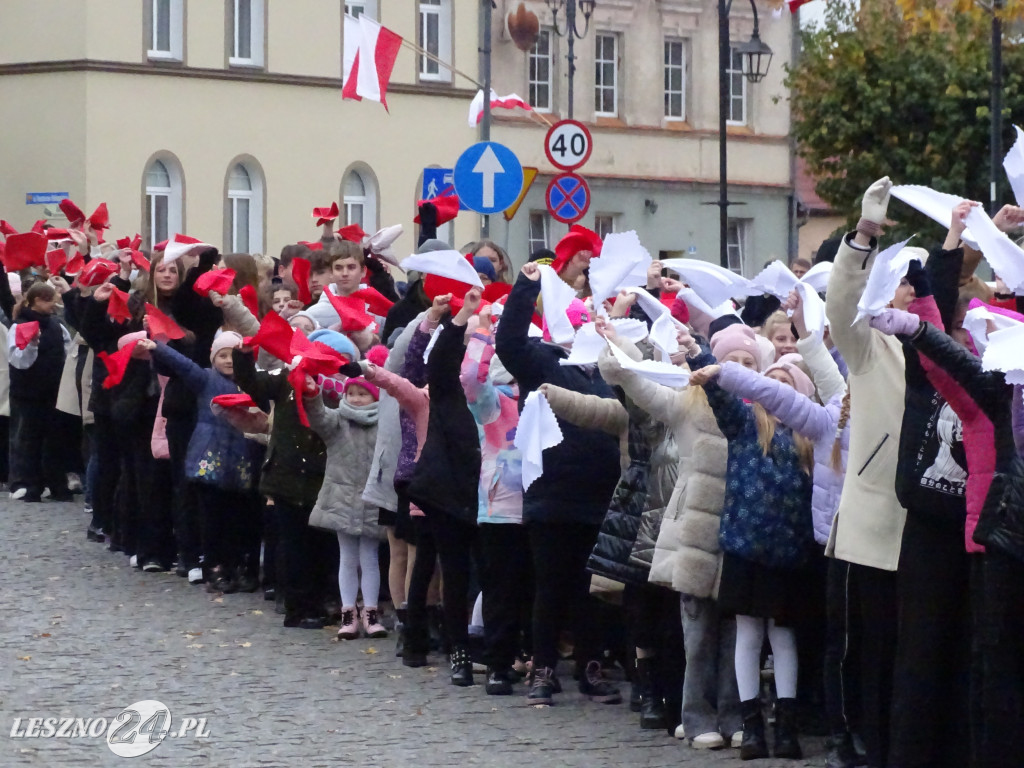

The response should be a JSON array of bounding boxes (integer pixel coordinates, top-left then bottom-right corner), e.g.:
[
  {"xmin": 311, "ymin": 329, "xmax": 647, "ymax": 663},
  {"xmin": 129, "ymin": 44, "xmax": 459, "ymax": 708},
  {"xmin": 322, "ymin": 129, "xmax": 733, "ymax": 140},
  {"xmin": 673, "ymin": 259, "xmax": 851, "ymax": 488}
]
[
  {"xmin": 664, "ymin": 38, "xmax": 687, "ymax": 120},
  {"xmin": 528, "ymin": 211, "xmax": 550, "ymax": 255},
  {"xmin": 594, "ymin": 214, "xmax": 616, "ymax": 239},
  {"xmin": 144, "ymin": 157, "xmax": 183, "ymax": 249},
  {"xmin": 343, "ymin": 168, "xmax": 377, "ymax": 231},
  {"xmin": 595, "ymin": 33, "xmax": 618, "ymax": 117},
  {"xmin": 345, "ymin": 1, "xmax": 377, "ymax": 19},
  {"xmin": 726, "ymin": 219, "xmax": 749, "ymax": 274},
  {"xmin": 227, "ymin": 163, "xmax": 264, "ymax": 254},
  {"xmin": 529, "ymin": 29, "xmax": 554, "ymax": 113},
  {"xmin": 418, "ymin": 0, "xmax": 453, "ymax": 83},
  {"xmin": 230, "ymin": 0, "xmax": 265, "ymax": 67},
  {"xmin": 727, "ymin": 46, "xmax": 747, "ymax": 125},
  {"xmin": 148, "ymin": 0, "xmax": 183, "ymax": 61}
]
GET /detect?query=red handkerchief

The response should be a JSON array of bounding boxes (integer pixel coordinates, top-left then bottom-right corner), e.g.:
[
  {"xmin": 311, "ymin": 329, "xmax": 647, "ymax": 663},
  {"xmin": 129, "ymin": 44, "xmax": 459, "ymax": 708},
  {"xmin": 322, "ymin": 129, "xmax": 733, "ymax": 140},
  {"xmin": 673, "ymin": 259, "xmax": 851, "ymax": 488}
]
[
  {"xmin": 15, "ymin": 321, "xmax": 39, "ymax": 350},
  {"xmin": 193, "ymin": 268, "xmax": 236, "ymax": 297}
]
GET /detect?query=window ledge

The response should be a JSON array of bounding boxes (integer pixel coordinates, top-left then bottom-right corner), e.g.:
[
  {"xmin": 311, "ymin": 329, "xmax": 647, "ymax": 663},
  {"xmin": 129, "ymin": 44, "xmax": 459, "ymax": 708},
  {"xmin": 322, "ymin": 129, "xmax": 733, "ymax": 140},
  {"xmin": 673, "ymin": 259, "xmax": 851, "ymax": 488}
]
[
  {"xmin": 228, "ymin": 58, "xmax": 265, "ymax": 70},
  {"xmin": 726, "ymin": 124, "xmax": 753, "ymax": 136},
  {"xmin": 595, "ymin": 116, "xmax": 625, "ymax": 128},
  {"xmin": 147, "ymin": 51, "xmax": 182, "ymax": 63},
  {"xmin": 664, "ymin": 120, "xmax": 691, "ymax": 131}
]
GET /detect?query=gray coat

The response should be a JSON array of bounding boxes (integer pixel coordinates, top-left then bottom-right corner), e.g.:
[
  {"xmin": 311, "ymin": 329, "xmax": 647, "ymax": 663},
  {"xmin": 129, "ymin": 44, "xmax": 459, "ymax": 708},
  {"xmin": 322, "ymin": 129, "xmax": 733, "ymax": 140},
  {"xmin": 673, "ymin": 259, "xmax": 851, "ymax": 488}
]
[
  {"xmin": 361, "ymin": 311, "xmax": 425, "ymax": 512},
  {"xmin": 306, "ymin": 394, "xmax": 382, "ymax": 539}
]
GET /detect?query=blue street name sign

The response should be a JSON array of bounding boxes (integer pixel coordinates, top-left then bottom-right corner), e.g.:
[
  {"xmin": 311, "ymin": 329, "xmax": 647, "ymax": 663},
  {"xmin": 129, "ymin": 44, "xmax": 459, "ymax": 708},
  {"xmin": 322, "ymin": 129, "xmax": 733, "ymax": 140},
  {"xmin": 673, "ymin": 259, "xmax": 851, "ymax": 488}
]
[{"xmin": 26, "ymin": 192, "xmax": 69, "ymax": 205}]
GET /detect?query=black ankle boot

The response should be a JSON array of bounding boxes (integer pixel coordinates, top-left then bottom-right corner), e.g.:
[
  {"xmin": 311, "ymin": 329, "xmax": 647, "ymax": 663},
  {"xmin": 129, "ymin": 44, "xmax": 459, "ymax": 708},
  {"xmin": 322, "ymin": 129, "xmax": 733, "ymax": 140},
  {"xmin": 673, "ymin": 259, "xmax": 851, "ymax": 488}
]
[
  {"xmin": 635, "ymin": 657, "xmax": 667, "ymax": 730},
  {"xmin": 427, "ymin": 604, "xmax": 448, "ymax": 653},
  {"xmin": 825, "ymin": 731, "xmax": 860, "ymax": 768},
  {"xmin": 740, "ymin": 698, "xmax": 769, "ymax": 760},
  {"xmin": 449, "ymin": 646, "xmax": 474, "ymax": 687},
  {"xmin": 394, "ymin": 607, "xmax": 407, "ymax": 658},
  {"xmin": 772, "ymin": 698, "xmax": 803, "ymax": 759}
]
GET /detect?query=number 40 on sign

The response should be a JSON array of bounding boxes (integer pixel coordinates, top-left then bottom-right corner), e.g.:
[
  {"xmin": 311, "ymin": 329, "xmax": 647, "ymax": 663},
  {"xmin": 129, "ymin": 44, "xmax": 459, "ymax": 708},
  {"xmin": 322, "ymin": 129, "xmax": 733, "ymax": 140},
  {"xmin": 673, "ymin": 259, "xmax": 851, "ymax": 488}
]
[{"xmin": 545, "ymin": 120, "xmax": 592, "ymax": 172}]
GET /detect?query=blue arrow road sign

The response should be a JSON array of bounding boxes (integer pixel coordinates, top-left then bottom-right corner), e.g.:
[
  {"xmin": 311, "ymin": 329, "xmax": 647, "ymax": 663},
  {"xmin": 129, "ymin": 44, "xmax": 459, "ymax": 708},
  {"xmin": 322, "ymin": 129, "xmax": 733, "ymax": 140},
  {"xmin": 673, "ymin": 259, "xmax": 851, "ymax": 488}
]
[{"xmin": 452, "ymin": 142, "xmax": 524, "ymax": 215}]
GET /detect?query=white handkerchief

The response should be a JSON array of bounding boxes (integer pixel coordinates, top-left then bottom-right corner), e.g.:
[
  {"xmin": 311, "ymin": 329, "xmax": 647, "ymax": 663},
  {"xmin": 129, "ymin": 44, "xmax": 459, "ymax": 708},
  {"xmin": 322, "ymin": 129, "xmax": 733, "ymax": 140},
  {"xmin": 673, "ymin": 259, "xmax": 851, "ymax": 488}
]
[
  {"xmin": 964, "ymin": 304, "xmax": 1024, "ymax": 356},
  {"xmin": 1004, "ymin": 125, "xmax": 1024, "ymax": 207},
  {"xmin": 422, "ymin": 324, "xmax": 443, "ymax": 364},
  {"xmin": 982, "ymin": 323, "xmax": 1024, "ymax": 386},
  {"xmin": 400, "ymin": 250, "xmax": 484, "ymax": 289},
  {"xmin": 558, "ymin": 323, "xmax": 607, "ymax": 366},
  {"xmin": 589, "ymin": 231, "xmax": 651, "ymax": 306},
  {"xmin": 677, "ymin": 287, "xmax": 738, "ymax": 321},
  {"xmin": 649, "ymin": 313, "xmax": 679, "ymax": 360},
  {"xmin": 514, "ymin": 390, "xmax": 564, "ymax": 491},
  {"xmin": 750, "ymin": 260, "xmax": 799, "ymax": 300},
  {"xmin": 609, "ymin": 318, "xmax": 649, "ymax": 344},
  {"xmin": 964, "ymin": 206, "xmax": 1024, "ymax": 294},
  {"xmin": 890, "ymin": 185, "xmax": 979, "ymax": 249},
  {"xmin": 608, "ymin": 340, "xmax": 690, "ymax": 388},
  {"xmin": 854, "ymin": 237, "xmax": 916, "ymax": 325},
  {"xmin": 661, "ymin": 259, "xmax": 755, "ymax": 308},
  {"xmin": 538, "ymin": 264, "xmax": 577, "ymax": 344},
  {"xmin": 622, "ymin": 286, "xmax": 670, "ymax": 320},
  {"xmin": 800, "ymin": 261, "xmax": 833, "ymax": 294},
  {"xmin": 795, "ymin": 281, "xmax": 827, "ymax": 342}
]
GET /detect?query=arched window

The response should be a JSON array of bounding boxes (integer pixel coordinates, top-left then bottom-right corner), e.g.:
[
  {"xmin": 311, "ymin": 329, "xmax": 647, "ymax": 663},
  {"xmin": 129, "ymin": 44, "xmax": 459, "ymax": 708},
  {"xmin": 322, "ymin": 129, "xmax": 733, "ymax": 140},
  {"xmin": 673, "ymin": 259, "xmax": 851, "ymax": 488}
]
[
  {"xmin": 144, "ymin": 155, "xmax": 183, "ymax": 248},
  {"xmin": 342, "ymin": 166, "xmax": 378, "ymax": 231},
  {"xmin": 226, "ymin": 159, "xmax": 265, "ymax": 253}
]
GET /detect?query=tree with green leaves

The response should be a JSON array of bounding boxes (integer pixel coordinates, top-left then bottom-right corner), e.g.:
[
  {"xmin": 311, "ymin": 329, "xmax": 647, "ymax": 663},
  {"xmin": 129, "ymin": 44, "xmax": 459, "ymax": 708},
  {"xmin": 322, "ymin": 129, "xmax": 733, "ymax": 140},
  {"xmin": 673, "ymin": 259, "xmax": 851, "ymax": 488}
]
[{"xmin": 787, "ymin": 0, "xmax": 1024, "ymax": 241}]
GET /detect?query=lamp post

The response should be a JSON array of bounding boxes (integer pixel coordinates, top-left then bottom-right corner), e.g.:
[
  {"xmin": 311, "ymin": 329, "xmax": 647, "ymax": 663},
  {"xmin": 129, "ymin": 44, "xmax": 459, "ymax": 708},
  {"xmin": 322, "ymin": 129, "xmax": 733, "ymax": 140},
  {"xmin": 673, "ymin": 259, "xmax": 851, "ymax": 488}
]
[
  {"xmin": 546, "ymin": 0, "xmax": 596, "ymax": 119},
  {"xmin": 718, "ymin": 0, "xmax": 773, "ymax": 269},
  {"xmin": 991, "ymin": 0, "xmax": 1003, "ymax": 216}
]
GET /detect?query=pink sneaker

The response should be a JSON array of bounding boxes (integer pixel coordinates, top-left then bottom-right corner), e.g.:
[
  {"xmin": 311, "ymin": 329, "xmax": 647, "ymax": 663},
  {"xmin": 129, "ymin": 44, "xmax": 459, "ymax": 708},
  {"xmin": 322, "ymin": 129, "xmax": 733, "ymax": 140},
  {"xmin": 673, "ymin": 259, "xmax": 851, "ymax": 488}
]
[
  {"xmin": 362, "ymin": 606, "xmax": 388, "ymax": 638},
  {"xmin": 337, "ymin": 606, "xmax": 359, "ymax": 640}
]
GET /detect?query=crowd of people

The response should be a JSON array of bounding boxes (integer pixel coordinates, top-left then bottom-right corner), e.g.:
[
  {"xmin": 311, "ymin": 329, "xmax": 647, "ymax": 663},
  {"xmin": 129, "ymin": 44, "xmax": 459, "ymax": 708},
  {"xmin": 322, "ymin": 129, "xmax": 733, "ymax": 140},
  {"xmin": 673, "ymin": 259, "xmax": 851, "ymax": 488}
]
[{"xmin": 3, "ymin": 177, "xmax": 1024, "ymax": 768}]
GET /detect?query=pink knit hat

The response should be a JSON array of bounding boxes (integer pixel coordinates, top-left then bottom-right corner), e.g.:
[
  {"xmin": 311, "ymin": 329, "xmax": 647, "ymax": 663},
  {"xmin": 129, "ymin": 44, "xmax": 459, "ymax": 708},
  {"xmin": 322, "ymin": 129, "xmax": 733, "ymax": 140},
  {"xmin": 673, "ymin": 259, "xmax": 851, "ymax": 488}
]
[
  {"xmin": 710, "ymin": 324, "xmax": 761, "ymax": 371},
  {"xmin": 542, "ymin": 298, "xmax": 592, "ymax": 341},
  {"xmin": 765, "ymin": 353, "xmax": 815, "ymax": 400},
  {"xmin": 209, "ymin": 330, "xmax": 244, "ymax": 363},
  {"xmin": 118, "ymin": 330, "xmax": 150, "ymax": 359},
  {"xmin": 343, "ymin": 376, "xmax": 380, "ymax": 401}
]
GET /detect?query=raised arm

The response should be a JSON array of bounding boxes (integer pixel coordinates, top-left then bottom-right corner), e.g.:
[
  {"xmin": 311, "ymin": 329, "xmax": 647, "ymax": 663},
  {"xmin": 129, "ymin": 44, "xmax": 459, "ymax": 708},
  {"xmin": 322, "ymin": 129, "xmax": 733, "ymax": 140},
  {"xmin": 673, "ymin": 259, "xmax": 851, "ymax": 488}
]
[
  {"xmin": 716, "ymin": 361, "xmax": 834, "ymax": 442},
  {"xmin": 211, "ymin": 292, "xmax": 260, "ymax": 337},
  {"xmin": 150, "ymin": 341, "xmax": 211, "ymax": 395},
  {"xmin": 231, "ymin": 347, "xmax": 281, "ymax": 410},
  {"xmin": 494, "ymin": 270, "xmax": 548, "ymax": 391},
  {"xmin": 303, "ymin": 387, "xmax": 344, "ymax": 440},
  {"xmin": 540, "ymin": 383, "xmax": 627, "ymax": 436},
  {"xmin": 795, "ymin": 335, "xmax": 846, "ymax": 403}
]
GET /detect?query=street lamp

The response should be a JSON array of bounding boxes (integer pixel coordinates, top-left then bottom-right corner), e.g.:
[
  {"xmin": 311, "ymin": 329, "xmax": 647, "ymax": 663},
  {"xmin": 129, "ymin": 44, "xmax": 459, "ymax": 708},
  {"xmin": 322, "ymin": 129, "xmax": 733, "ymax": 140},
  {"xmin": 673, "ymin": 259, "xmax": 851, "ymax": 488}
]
[
  {"xmin": 546, "ymin": 0, "xmax": 596, "ymax": 119},
  {"xmin": 718, "ymin": 0, "xmax": 773, "ymax": 270}
]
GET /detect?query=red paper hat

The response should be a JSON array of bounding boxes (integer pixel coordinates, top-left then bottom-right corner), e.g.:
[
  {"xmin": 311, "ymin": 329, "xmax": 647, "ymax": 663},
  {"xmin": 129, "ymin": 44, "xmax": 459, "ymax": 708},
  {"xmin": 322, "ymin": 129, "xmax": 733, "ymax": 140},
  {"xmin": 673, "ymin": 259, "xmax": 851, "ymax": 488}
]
[
  {"xmin": 326, "ymin": 292, "xmax": 374, "ymax": 333},
  {"xmin": 297, "ymin": 241, "xmax": 323, "ymax": 251},
  {"xmin": 211, "ymin": 393, "xmax": 258, "ymax": 409},
  {"xmin": 15, "ymin": 321, "xmax": 39, "ymax": 350},
  {"xmin": 1, "ymin": 232, "xmax": 47, "ymax": 271},
  {"xmin": 0, "ymin": 220, "xmax": 18, "ymax": 237},
  {"xmin": 65, "ymin": 250, "xmax": 85, "ymax": 276},
  {"xmin": 352, "ymin": 286, "xmax": 394, "ymax": 316},
  {"xmin": 240, "ymin": 284, "xmax": 259, "ymax": 318},
  {"xmin": 153, "ymin": 240, "xmax": 168, "ymax": 251},
  {"xmin": 244, "ymin": 310, "xmax": 295, "ymax": 363},
  {"xmin": 193, "ymin": 268, "xmax": 236, "ymax": 297},
  {"xmin": 77, "ymin": 258, "xmax": 118, "ymax": 287},
  {"xmin": 98, "ymin": 341, "xmax": 139, "ymax": 388},
  {"xmin": 312, "ymin": 202, "xmax": 339, "ymax": 227},
  {"xmin": 144, "ymin": 303, "xmax": 185, "ymax": 341},
  {"xmin": 88, "ymin": 203, "xmax": 109, "ymax": 233},
  {"xmin": 337, "ymin": 224, "xmax": 368, "ymax": 244},
  {"xmin": 45, "ymin": 228, "xmax": 71, "ymax": 241},
  {"xmin": 290, "ymin": 256, "xmax": 313, "ymax": 305},
  {"xmin": 423, "ymin": 273, "xmax": 473, "ymax": 305},
  {"xmin": 552, "ymin": 225, "xmax": 603, "ymax": 273},
  {"xmin": 482, "ymin": 282, "xmax": 512, "ymax": 303},
  {"xmin": 415, "ymin": 193, "xmax": 460, "ymax": 226},
  {"xmin": 107, "ymin": 287, "xmax": 133, "ymax": 324},
  {"xmin": 45, "ymin": 249, "xmax": 67, "ymax": 275},
  {"xmin": 59, "ymin": 199, "xmax": 86, "ymax": 227}
]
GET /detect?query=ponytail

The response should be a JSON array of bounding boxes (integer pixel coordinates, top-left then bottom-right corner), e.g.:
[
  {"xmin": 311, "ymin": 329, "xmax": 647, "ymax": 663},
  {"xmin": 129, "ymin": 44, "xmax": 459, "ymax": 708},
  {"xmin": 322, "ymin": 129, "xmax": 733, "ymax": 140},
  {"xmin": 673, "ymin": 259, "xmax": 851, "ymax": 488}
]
[{"xmin": 830, "ymin": 388, "xmax": 852, "ymax": 472}]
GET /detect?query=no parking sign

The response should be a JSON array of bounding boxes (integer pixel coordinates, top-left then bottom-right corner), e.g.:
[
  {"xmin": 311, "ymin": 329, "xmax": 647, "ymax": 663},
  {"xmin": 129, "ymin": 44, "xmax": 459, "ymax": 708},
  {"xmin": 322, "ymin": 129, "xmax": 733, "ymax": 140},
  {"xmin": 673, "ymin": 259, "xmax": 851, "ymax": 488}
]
[{"xmin": 545, "ymin": 173, "xmax": 590, "ymax": 224}]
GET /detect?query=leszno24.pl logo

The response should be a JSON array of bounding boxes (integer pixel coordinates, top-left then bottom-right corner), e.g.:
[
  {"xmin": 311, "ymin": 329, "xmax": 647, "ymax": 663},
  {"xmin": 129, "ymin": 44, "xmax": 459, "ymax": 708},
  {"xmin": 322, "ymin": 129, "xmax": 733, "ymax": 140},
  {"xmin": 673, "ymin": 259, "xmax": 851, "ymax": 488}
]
[{"xmin": 10, "ymin": 700, "xmax": 210, "ymax": 758}]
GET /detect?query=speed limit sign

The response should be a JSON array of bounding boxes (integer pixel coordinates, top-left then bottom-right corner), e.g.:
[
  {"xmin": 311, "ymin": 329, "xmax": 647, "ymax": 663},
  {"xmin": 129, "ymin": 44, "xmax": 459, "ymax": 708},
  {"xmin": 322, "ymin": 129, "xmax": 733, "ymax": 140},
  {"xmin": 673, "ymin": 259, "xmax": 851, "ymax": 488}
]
[{"xmin": 544, "ymin": 119, "xmax": 593, "ymax": 171}]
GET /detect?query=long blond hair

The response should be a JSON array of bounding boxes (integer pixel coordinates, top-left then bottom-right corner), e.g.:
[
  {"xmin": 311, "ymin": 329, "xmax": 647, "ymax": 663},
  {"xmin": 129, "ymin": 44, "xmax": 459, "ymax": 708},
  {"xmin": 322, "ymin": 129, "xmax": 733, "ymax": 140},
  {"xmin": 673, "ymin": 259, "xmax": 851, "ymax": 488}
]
[
  {"xmin": 754, "ymin": 402, "xmax": 814, "ymax": 475},
  {"xmin": 830, "ymin": 388, "xmax": 852, "ymax": 472}
]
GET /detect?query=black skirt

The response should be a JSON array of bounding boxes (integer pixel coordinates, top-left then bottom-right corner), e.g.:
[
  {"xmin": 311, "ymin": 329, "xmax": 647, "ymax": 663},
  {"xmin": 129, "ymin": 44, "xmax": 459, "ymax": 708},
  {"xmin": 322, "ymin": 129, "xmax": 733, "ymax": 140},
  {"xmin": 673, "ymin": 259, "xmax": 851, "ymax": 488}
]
[
  {"xmin": 378, "ymin": 506, "xmax": 397, "ymax": 528},
  {"xmin": 393, "ymin": 488, "xmax": 414, "ymax": 543},
  {"xmin": 717, "ymin": 551, "xmax": 814, "ymax": 628}
]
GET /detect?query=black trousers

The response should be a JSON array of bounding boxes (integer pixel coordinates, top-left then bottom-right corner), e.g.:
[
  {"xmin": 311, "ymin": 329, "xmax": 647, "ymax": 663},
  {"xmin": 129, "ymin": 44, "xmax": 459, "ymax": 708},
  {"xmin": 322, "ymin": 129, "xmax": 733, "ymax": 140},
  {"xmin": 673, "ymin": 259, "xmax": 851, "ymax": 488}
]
[
  {"xmin": 0, "ymin": 414, "xmax": 10, "ymax": 483},
  {"xmin": 528, "ymin": 520, "xmax": 601, "ymax": 671},
  {"xmin": 624, "ymin": 581, "xmax": 686, "ymax": 729},
  {"xmin": 261, "ymin": 500, "xmax": 278, "ymax": 587},
  {"xmin": 166, "ymin": 412, "xmax": 200, "ymax": 568},
  {"xmin": 970, "ymin": 548, "xmax": 1024, "ymax": 768},
  {"xmin": 274, "ymin": 497, "xmax": 335, "ymax": 620},
  {"xmin": 195, "ymin": 483, "xmax": 260, "ymax": 574},
  {"xmin": 88, "ymin": 412, "xmax": 119, "ymax": 534},
  {"xmin": 428, "ymin": 509, "xmax": 477, "ymax": 651},
  {"xmin": 405, "ymin": 515, "xmax": 438, "ymax": 655},
  {"xmin": 889, "ymin": 512, "xmax": 971, "ymax": 768},
  {"xmin": 9, "ymin": 396, "xmax": 69, "ymax": 497},
  {"xmin": 851, "ymin": 563, "xmax": 898, "ymax": 768},
  {"xmin": 479, "ymin": 523, "xmax": 532, "ymax": 669},
  {"xmin": 135, "ymin": 456, "xmax": 175, "ymax": 567},
  {"xmin": 824, "ymin": 557, "xmax": 861, "ymax": 737}
]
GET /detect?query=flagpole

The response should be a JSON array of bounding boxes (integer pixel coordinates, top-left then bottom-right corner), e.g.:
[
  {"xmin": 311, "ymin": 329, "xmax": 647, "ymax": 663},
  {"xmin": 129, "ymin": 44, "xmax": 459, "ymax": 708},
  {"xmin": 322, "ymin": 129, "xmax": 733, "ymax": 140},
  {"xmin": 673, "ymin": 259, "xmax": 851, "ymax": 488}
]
[{"xmin": 400, "ymin": 39, "xmax": 483, "ymax": 89}]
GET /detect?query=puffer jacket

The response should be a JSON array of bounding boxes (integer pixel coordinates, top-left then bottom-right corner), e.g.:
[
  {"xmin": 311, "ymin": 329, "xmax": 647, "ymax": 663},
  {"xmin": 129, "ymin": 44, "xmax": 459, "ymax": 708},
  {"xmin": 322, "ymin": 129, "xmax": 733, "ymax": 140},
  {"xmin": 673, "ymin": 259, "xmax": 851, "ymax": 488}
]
[
  {"xmin": 305, "ymin": 393, "xmax": 381, "ymax": 538},
  {"xmin": 605, "ymin": 344, "xmax": 727, "ymax": 598},
  {"xmin": 628, "ymin": 430, "xmax": 679, "ymax": 572},
  {"xmin": 494, "ymin": 274, "xmax": 620, "ymax": 525},
  {"xmin": 394, "ymin": 318, "xmax": 433, "ymax": 486},
  {"xmin": 716, "ymin": 360, "xmax": 847, "ymax": 546}
]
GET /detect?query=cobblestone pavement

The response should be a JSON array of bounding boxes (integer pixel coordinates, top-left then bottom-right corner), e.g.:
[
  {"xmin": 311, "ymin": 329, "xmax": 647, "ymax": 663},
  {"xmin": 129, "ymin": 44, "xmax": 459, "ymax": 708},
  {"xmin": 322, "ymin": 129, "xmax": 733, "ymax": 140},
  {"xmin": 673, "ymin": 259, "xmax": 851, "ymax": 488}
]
[{"xmin": 1, "ymin": 498, "xmax": 825, "ymax": 767}]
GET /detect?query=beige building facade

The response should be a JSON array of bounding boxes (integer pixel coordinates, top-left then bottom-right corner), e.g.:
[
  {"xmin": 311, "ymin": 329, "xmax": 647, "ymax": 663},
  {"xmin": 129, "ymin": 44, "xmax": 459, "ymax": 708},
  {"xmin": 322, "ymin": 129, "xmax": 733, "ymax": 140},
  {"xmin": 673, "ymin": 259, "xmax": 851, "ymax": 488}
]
[{"xmin": 0, "ymin": 0, "xmax": 794, "ymax": 275}]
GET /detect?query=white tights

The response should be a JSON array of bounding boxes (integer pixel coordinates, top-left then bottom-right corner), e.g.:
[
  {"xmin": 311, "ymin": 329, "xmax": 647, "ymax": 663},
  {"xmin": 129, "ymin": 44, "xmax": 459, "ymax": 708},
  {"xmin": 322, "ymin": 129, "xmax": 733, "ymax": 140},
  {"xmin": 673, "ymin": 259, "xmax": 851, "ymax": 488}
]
[
  {"xmin": 734, "ymin": 614, "xmax": 798, "ymax": 701},
  {"xmin": 336, "ymin": 532, "xmax": 380, "ymax": 608}
]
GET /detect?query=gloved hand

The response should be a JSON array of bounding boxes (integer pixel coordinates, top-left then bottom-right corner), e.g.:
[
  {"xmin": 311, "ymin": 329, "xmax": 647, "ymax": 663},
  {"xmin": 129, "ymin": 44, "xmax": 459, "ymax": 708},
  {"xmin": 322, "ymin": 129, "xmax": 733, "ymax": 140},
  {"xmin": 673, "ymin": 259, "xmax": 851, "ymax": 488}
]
[
  {"xmin": 338, "ymin": 360, "xmax": 363, "ymax": 378},
  {"xmin": 197, "ymin": 247, "xmax": 220, "ymax": 271},
  {"xmin": 905, "ymin": 259, "xmax": 930, "ymax": 298},
  {"xmin": 417, "ymin": 202, "xmax": 438, "ymax": 247},
  {"xmin": 869, "ymin": 308, "xmax": 921, "ymax": 336},
  {"xmin": 861, "ymin": 177, "xmax": 893, "ymax": 225}
]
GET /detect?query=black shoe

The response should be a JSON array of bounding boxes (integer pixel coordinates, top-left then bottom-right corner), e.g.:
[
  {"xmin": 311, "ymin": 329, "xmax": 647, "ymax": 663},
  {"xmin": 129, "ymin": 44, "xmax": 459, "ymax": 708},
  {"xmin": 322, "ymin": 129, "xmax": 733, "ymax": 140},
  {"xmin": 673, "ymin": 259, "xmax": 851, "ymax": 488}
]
[
  {"xmin": 527, "ymin": 666, "xmax": 556, "ymax": 705},
  {"xmin": 263, "ymin": 587, "xmax": 276, "ymax": 601},
  {"xmin": 629, "ymin": 681, "xmax": 642, "ymax": 712},
  {"xmin": 402, "ymin": 651, "xmax": 428, "ymax": 668},
  {"xmin": 449, "ymin": 647, "xmax": 474, "ymax": 687},
  {"xmin": 825, "ymin": 732, "xmax": 862, "ymax": 768},
  {"xmin": 635, "ymin": 657, "xmax": 667, "ymax": 729},
  {"xmin": 86, "ymin": 526, "xmax": 106, "ymax": 543},
  {"xmin": 174, "ymin": 562, "xmax": 190, "ymax": 578},
  {"xmin": 48, "ymin": 491, "xmax": 74, "ymax": 502},
  {"xmin": 772, "ymin": 698, "xmax": 803, "ymax": 759},
  {"xmin": 740, "ymin": 698, "xmax": 769, "ymax": 760},
  {"xmin": 141, "ymin": 559, "xmax": 165, "ymax": 573},
  {"xmin": 235, "ymin": 569, "xmax": 259, "ymax": 593},
  {"xmin": 108, "ymin": 540, "xmax": 123, "ymax": 553},
  {"xmin": 22, "ymin": 493, "xmax": 42, "ymax": 503},
  {"xmin": 394, "ymin": 607, "xmax": 407, "ymax": 657},
  {"xmin": 283, "ymin": 615, "xmax": 325, "ymax": 629},
  {"xmin": 485, "ymin": 667, "xmax": 513, "ymax": 695},
  {"xmin": 578, "ymin": 660, "xmax": 621, "ymax": 704},
  {"xmin": 206, "ymin": 568, "xmax": 237, "ymax": 594},
  {"xmin": 427, "ymin": 604, "xmax": 447, "ymax": 653}
]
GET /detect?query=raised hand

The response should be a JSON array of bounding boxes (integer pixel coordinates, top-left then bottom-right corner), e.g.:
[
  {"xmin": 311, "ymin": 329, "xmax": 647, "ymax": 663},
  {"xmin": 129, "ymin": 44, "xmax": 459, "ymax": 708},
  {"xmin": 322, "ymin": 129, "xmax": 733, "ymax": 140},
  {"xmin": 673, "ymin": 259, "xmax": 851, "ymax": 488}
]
[{"xmin": 521, "ymin": 262, "xmax": 540, "ymax": 282}]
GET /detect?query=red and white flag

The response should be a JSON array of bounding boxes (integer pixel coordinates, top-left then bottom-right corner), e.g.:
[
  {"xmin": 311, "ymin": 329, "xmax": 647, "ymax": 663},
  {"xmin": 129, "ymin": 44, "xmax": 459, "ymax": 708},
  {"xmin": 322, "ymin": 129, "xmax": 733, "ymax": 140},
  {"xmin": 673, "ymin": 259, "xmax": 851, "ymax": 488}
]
[
  {"xmin": 468, "ymin": 89, "xmax": 532, "ymax": 127},
  {"xmin": 342, "ymin": 14, "xmax": 402, "ymax": 111}
]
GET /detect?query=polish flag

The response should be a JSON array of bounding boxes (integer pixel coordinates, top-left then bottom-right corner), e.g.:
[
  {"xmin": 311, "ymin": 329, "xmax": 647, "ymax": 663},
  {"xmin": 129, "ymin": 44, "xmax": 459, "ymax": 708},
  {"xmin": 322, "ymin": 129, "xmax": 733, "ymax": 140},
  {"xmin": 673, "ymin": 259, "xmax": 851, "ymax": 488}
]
[
  {"xmin": 342, "ymin": 14, "xmax": 403, "ymax": 111},
  {"xmin": 468, "ymin": 89, "xmax": 532, "ymax": 127},
  {"xmin": 163, "ymin": 233, "xmax": 212, "ymax": 264}
]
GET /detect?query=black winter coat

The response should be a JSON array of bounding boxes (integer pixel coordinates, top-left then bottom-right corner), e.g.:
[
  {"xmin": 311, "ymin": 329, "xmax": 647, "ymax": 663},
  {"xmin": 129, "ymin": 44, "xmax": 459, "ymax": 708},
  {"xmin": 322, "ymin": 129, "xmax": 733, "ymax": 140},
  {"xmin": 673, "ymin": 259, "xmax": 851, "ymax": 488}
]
[
  {"xmin": 494, "ymin": 274, "xmax": 619, "ymax": 526},
  {"xmin": 407, "ymin": 319, "xmax": 481, "ymax": 523},
  {"xmin": 71, "ymin": 281, "xmax": 139, "ymax": 416},
  {"xmin": 9, "ymin": 308, "xmax": 66, "ymax": 403}
]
